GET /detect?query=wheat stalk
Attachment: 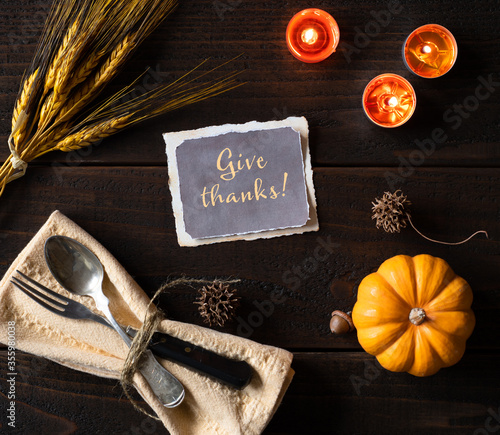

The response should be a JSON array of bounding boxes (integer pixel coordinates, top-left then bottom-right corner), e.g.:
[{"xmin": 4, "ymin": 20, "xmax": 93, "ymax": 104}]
[
  {"xmin": 56, "ymin": 116, "xmax": 131, "ymax": 152},
  {"xmin": 2, "ymin": 0, "xmax": 242, "ymax": 202},
  {"xmin": 44, "ymin": 20, "xmax": 79, "ymax": 93},
  {"xmin": 12, "ymin": 70, "xmax": 37, "ymax": 130},
  {"xmin": 11, "ymin": 69, "xmax": 38, "ymax": 146},
  {"xmin": 39, "ymin": 38, "xmax": 88, "ymax": 128},
  {"xmin": 30, "ymin": 122, "xmax": 72, "ymax": 155},
  {"xmin": 57, "ymin": 33, "xmax": 137, "ymax": 122}
]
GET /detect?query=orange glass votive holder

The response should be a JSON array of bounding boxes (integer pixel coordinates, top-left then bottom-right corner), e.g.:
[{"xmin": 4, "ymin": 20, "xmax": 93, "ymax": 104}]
[
  {"xmin": 362, "ymin": 74, "xmax": 416, "ymax": 128},
  {"xmin": 286, "ymin": 9, "xmax": 340, "ymax": 63},
  {"xmin": 403, "ymin": 24, "xmax": 458, "ymax": 78}
]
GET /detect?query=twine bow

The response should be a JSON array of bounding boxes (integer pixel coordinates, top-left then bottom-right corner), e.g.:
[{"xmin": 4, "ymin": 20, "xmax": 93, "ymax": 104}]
[{"xmin": 7, "ymin": 110, "xmax": 29, "ymax": 182}]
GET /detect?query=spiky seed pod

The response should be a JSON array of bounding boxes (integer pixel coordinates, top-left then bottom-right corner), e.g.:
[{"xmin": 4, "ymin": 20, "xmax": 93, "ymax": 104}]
[
  {"xmin": 195, "ymin": 282, "xmax": 239, "ymax": 327},
  {"xmin": 371, "ymin": 190, "xmax": 411, "ymax": 233},
  {"xmin": 371, "ymin": 190, "xmax": 488, "ymax": 245}
]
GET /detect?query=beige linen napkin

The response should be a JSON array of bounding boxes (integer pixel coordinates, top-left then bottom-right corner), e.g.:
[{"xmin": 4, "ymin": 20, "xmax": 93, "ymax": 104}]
[{"xmin": 0, "ymin": 211, "xmax": 294, "ymax": 434}]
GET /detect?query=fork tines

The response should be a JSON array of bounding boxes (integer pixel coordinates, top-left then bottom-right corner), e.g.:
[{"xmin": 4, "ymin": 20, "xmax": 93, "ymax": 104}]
[
  {"xmin": 11, "ymin": 270, "xmax": 110, "ymax": 327},
  {"xmin": 11, "ymin": 270, "xmax": 69, "ymax": 314}
]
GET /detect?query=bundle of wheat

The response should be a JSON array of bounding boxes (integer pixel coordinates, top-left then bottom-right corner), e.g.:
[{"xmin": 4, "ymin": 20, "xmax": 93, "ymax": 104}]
[{"xmin": 1, "ymin": 0, "xmax": 240, "ymax": 197}]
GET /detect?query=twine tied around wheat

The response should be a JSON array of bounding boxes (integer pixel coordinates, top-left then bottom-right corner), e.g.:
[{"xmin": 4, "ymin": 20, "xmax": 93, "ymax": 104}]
[
  {"xmin": 7, "ymin": 111, "xmax": 29, "ymax": 183},
  {"xmin": 1, "ymin": 0, "xmax": 242, "ymax": 199}
]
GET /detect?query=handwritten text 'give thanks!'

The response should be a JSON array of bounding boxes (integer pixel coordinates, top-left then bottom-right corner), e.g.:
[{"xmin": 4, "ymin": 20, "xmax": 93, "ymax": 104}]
[{"xmin": 200, "ymin": 147, "xmax": 289, "ymax": 208}]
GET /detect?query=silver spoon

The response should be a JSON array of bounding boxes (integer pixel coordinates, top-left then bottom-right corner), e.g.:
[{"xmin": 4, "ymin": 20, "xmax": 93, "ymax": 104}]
[{"xmin": 44, "ymin": 235, "xmax": 185, "ymax": 408}]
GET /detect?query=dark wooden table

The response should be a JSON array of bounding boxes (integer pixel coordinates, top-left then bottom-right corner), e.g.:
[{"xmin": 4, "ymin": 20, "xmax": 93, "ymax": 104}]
[{"xmin": 1, "ymin": 0, "xmax": 499, "ymax": 434}]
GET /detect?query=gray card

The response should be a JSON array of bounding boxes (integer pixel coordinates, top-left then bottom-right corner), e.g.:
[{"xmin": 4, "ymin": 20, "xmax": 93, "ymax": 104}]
[{"xmin": 175, "ymin": 127, "xmax": 310, "ymax": 239}]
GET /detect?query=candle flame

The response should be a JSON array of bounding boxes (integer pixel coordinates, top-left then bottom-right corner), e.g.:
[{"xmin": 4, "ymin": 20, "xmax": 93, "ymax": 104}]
[
  {"xmin": 301, "ymin": 28, "xmax": 318, "ymax": 45},
  {"xmin": 388, "ymin": 96, "xmax": 398, "ymax": 107},
  {"xmin": 422, "ymin": 44, "xmax": 432, "ymax": 54}
]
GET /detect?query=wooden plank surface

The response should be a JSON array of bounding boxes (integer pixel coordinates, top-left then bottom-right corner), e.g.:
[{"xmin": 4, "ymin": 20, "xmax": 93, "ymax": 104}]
[
  {"xmin": 1, "ymin": 0, "xmax": 499, "ymax": 434},
  {"xmin": 0, "ymin": 166, "xmax": 498, "ymax": 351},
  {"xmin": 267, "ymin": 352, "xmax": 500, "ymax": 435},
  {"xmin": 1, "ymin": 0, "xmax": 499, "ymax": 167},
  {"xmin": 1, "ymin": 351, "xmax": 499, "ymax": 434}
]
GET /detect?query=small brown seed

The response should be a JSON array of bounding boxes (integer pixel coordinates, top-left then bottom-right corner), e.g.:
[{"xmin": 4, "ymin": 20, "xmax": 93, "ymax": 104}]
[{"xmin": 330, "ymin": 310, "xmax": 354, "ymax": 334}]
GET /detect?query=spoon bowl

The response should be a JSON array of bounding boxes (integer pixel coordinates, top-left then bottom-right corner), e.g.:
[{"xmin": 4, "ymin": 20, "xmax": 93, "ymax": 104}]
[{"xmin": 45, "ymin": 235, "xmax": 104, "ymax": 298}]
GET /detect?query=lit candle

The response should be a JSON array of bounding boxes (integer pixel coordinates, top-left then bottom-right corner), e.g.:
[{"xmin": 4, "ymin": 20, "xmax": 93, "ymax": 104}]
[
  {"xmin": 362, "ymin": 74, "xmax": 416, "ymax": 128},
  {"xmin": 302, "ymin": 28, "xmax": 319, "ymax": 45},
  {"xmin": 403, "ymin": 24, "xmax": 458, "ymax": 78},
  {"xmin": 286, "ymin": 9, "xmax": 340, "ymax": 63}
]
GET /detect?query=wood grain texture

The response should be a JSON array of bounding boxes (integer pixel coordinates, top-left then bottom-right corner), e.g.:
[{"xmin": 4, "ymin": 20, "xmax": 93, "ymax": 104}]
[
  {"xmin": 0, "ymin": 166, "xmax": 498, "ymax": 351},
  {"xmin": 0, "ymin": 351, "xmax": 169, "ymax": 435},
  {"xmin": 0, "ymin": 0, "xmax": 499, "ymax": 167},
  {"xmin": 1, "ymin": 0, "xmax": 499, "ymax": 434},
  {"xmin": 267, "ymin": 352, "xmax": 500, "ymax": 435},
  {"xmin": 1, "ymin": 351, "xmax": 499, "ymax": 434}
]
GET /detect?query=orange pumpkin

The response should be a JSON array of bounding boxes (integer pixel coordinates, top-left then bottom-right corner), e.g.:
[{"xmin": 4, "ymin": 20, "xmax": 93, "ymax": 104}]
[{"xmin": 352, "ymin": 254, "xmax": 475, "ymax": 377}]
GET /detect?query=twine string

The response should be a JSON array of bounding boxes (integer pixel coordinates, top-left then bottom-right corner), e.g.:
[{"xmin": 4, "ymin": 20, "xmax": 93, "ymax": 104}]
[
  {"xmin": 407, "ymin": 213, "xmax": 489, "ymax": 245},
  {"xmin": 7, "ymin": 110, "xmax": 29, "ymax": 182},
  {"xmin": 120, "ymin": 277, "xmax": 240, "ymax": 419}
]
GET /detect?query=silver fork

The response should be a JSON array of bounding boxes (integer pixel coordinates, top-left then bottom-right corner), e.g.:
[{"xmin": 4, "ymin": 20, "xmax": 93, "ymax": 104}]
[{"xmin": 12, "ymin": 270, "xmax": 110, "ymax": 328}]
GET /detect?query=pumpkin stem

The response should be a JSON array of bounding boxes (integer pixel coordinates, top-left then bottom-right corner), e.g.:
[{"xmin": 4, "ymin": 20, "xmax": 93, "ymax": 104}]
[{"xmin": 409, "ymin": 308, "xmax": 426, "ymax": 325}]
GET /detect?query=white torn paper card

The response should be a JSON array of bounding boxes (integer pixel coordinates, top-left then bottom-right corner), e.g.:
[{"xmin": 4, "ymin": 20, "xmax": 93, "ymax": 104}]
[{"xmin": 164, "ymin": 117, "xmax": 319, "ymax": 246}]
